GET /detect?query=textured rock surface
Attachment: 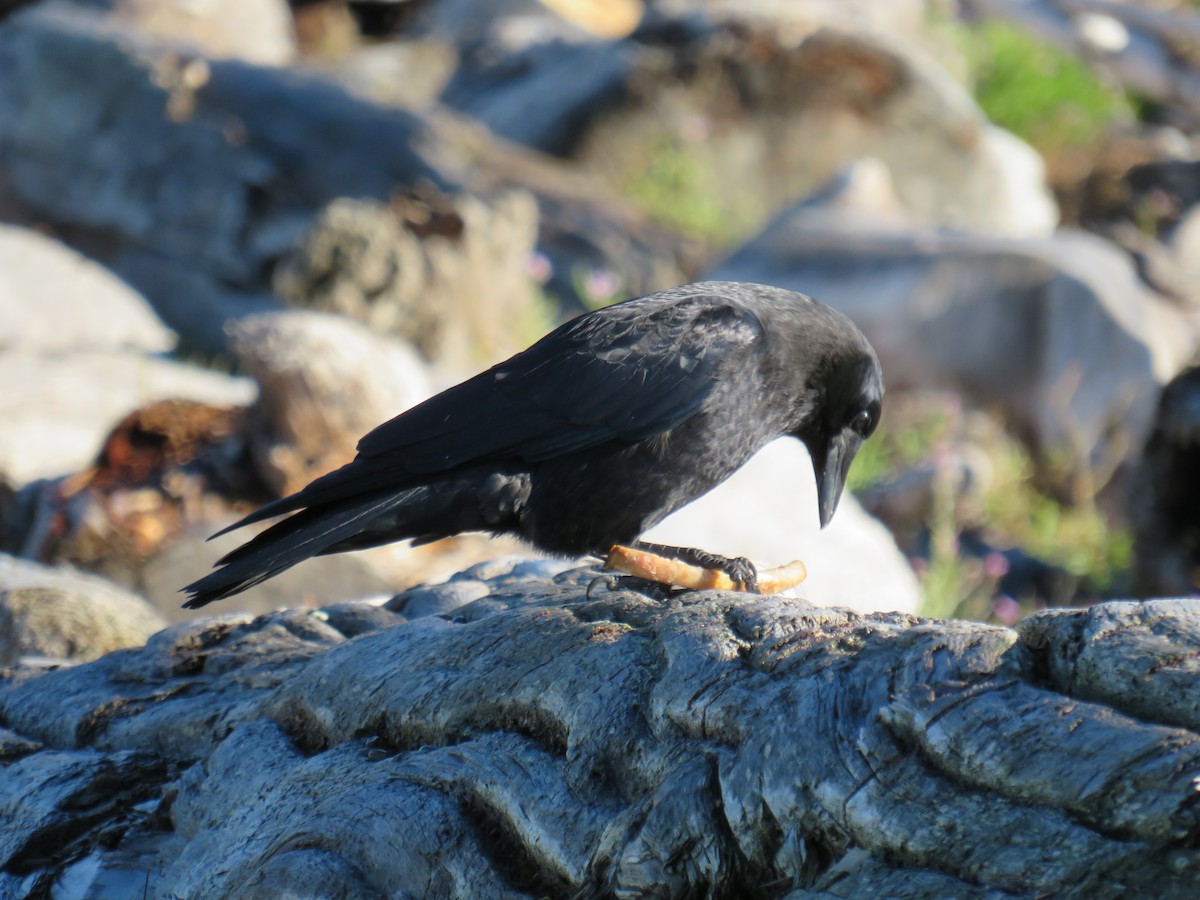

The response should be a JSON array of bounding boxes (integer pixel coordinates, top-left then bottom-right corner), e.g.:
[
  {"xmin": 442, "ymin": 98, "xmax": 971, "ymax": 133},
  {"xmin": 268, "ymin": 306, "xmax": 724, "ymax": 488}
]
[{"xmin": 2, "ymin": 560, "xmax": 1198, "ymax": 897}]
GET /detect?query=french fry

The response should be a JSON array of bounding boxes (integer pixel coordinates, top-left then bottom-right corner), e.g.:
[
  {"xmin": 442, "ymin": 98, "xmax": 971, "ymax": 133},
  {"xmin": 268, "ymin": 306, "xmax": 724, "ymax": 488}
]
[{"xmin": 604, "ymin": 545, "xmax": 807, "ymax": 594}]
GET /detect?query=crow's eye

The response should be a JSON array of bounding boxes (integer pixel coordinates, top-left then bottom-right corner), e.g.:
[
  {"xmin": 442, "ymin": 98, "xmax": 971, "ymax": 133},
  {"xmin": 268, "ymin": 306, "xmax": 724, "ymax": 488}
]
[{"xmin": 850, "ymin": 409, "xmax": 874, "ymax": 436}]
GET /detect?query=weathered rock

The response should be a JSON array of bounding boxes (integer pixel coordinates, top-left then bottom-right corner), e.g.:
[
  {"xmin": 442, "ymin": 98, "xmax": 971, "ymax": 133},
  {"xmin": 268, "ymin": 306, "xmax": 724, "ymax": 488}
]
[
  {"xmin": 272, "ymin": 192, "xmax": 546, "ymax": 369},
  {"xmin": 644, "ymin": 438, "xmax": 922, "ymax": 614},
  {"xmin": 710, "ymin": 163, "xmax": 1199, "ymax": 486},
  {"xmin": 227, "ymin": 309, "xmax": 432, "ymax": 495},
  {"xmin": 1, "ymin": 572, "xmax": 1199, "ymax": 896},
  {"xmin": 0, "ymin": 554, "xmax": 165, "ymax": 664}
]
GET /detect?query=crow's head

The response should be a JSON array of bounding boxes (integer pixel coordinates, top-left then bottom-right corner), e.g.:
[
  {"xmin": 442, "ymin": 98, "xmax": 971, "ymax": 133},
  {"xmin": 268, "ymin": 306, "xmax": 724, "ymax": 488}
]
[{"xmin": 795, "ymin": 338, "xmax": 883, "ymax": 528}]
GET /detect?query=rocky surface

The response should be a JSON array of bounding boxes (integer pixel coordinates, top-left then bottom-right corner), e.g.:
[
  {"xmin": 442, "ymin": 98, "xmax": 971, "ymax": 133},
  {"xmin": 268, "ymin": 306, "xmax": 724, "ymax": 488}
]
[
  {"xmin": 1, "ymin": 563, "xmax": 1199, "ymax": 896},
  {"xmin": 5, "ymin": 5, "xmax": 1200, "ymax": 889}
]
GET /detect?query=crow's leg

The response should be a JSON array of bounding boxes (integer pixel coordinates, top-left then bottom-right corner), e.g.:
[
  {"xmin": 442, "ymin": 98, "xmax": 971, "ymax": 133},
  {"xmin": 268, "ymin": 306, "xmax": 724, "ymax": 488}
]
[{"xmin": 601, "ymin": 541, "xmax": 761, "ymax": 593}]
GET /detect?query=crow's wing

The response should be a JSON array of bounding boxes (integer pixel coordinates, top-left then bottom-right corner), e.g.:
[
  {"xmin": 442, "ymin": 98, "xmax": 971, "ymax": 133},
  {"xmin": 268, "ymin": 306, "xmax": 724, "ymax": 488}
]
[
  {"xmin": 365, "ymin": 293, "xmax": 764, "ymax": 466},
  {"xmin": 221, "ymin": 293, "xmax": 763, "ymax": 532}
]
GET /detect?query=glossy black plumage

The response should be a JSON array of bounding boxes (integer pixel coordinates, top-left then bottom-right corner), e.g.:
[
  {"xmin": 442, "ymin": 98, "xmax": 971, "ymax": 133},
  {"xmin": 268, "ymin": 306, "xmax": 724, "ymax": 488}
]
[{"xmin": 183, "ymin": 281, "xmax": 883, "ymax": 608}]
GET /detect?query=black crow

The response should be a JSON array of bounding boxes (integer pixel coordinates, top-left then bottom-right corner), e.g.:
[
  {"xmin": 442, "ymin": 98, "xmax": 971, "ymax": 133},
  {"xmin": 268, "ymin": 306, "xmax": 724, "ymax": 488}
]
[{"xmin": 183, "ymin": 281, "xmax": 882, "ymax": 607}]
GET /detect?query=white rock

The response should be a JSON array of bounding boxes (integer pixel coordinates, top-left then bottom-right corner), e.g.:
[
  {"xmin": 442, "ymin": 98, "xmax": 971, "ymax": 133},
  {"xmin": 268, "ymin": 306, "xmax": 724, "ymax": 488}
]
[
  {"xmin": 645, "ymin": 439, "xmax": 922, "ymax": 615},
  {"xmin": 0, "ymin": 225, "xmax": 173, "ymax": 354},
  {"xmin": 86, "ymin": 0, "xmax": 297, "ymax": 65}
]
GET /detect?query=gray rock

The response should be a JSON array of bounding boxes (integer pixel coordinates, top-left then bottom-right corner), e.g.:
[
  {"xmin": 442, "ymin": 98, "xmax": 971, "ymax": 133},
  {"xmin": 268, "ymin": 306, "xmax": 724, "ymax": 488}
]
[
  {"xmin": 318, "ymin": 601, "xmax": 404, "ymax": 638},
  {"xmin": 386, "ymin": 580, "xmax": 491, "ymax": 620},
  {"xmin": 0, "ymin": 744, "xmax": 170, "ymax": 893},
  {"xmin": 2, "ymin": 583, "xmax": 1200, "ymax": 895},
  {"xmin": 0, "ymin": 554, "xmax": 164, "ymax": 664}
]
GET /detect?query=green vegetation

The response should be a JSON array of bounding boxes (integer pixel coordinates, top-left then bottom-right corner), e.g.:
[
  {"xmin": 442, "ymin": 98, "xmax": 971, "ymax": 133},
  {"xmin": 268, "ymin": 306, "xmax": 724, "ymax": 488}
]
[
  {"xmin": 623, "ymin": 138, "xmax": 759, "ymax": 246},
  {"xmin": 960, "ymin": 20, "xmax": 1134, "ymax": 158},
  {"xmin": 848, "ymin": 397, "xmax": 1132, "ymax": 622}
]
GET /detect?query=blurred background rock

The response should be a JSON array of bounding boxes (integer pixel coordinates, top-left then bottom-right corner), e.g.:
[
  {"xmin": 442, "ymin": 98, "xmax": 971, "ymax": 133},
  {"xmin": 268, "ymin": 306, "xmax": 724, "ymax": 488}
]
[{"xmin": 2, "ymin": 0, "xmax": 1199, "ymax": 643}]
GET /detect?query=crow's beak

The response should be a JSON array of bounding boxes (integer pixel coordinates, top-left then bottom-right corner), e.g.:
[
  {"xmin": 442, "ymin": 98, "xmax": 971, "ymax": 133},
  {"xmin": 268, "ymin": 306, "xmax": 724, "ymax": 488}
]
[{"xmin": 812, "ymin": 430, "xmax": 858, "ymax": 529}]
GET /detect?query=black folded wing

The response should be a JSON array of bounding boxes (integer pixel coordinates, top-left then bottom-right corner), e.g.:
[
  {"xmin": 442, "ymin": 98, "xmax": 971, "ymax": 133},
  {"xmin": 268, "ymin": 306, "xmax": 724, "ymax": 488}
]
[{"xmin": 219, "ymin": 292, "xmax": 763, "ymax": 534}]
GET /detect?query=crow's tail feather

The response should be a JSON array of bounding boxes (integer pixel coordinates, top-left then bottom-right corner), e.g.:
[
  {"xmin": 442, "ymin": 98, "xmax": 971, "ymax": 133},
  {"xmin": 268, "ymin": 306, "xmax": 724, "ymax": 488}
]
[{"xmin": 181, "ymin": 489, "xmax": 417, "ymax": 609}]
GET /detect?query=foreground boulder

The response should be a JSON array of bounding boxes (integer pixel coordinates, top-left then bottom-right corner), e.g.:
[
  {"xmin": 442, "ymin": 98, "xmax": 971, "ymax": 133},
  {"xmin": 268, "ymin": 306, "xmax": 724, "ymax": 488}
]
[{"xmin": 2, "ymin": 560, "xmax": 1199, "ymax": 897}]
